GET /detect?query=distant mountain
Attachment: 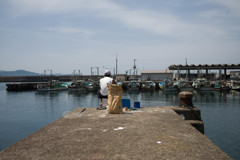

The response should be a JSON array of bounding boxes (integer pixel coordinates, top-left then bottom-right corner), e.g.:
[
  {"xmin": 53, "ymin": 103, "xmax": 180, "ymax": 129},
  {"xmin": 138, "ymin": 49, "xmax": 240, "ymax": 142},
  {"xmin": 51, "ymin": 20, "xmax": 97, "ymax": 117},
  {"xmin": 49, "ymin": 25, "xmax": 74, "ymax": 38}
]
[{"xmin": 0, "ymin": 70, "xmax": 39, "ymax": 76}]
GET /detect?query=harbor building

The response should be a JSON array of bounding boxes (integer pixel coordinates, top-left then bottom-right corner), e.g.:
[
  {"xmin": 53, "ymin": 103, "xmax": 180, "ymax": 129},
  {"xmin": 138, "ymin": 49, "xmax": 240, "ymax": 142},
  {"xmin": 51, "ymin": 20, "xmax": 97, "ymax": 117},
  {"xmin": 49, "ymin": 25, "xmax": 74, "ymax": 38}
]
[
  {"xmin": 141, "ymin": 70, "xmax": 173, "ymax": 81},
  {"xmin": 230, "ymin": 71, "xmax": 240, "ymax": 79},
  {"xmin": 115, "ymin": 74, "xmax": 127, "ymax": 81}
]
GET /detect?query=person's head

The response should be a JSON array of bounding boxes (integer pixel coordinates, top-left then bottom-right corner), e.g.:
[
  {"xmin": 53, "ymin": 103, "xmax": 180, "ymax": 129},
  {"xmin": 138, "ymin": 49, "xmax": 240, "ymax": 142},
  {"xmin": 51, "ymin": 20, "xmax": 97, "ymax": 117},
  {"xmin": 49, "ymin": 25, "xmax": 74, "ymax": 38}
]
[{"xmin": 104, "ymin": 70, "xmax": 111, "ymax": 77}]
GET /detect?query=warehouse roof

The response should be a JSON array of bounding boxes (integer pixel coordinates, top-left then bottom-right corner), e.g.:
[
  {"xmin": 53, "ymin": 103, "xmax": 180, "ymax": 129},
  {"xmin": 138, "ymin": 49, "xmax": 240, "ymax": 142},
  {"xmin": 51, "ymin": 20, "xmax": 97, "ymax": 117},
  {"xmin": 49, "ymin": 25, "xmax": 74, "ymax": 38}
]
[{"xmin": 168, "ymin": 64, "xmax": 240, "ymax": 70}]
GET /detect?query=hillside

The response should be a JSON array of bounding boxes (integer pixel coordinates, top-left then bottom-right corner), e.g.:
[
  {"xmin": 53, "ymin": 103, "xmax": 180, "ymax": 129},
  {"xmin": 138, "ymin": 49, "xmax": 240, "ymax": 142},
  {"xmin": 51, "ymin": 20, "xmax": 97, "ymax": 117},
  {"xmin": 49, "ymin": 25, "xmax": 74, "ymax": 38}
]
[{"xmin": 0, "ymin": 70, "xmax": 39, "ymax": 76}]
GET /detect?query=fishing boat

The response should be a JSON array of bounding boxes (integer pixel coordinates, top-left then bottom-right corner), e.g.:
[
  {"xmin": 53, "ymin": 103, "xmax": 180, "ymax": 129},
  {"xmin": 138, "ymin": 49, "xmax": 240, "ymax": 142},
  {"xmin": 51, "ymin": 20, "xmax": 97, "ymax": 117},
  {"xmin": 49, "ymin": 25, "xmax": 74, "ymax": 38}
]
[
  {"xmin": 86, "ymin": 80, "xmax": 99, "ymax": 92},
  {"xmin": 68, "ymin": 80, "xmax": 88, "ymax": 91},
  {"xmin": 127, "ymin": 80, "xmax": 141, "ymax": 91},
  {"xmin": 141, "ymin": 81, "xmax": 156, "ymax": 91},
  {"xmin": 192, "ymin": 78, "xmax": 213, "ymax": 91},
  {"xmin": 37, "ymin": 80, "xmax": 69, "ymax": 92},
  {"xmin": 213, "ymin": 81, "xmax": 231, "ymax": 91},
  {"xmin": 177, "ymin": 81, "xmax": 194, "ymax": 92},
  {"xmin": 159, "ymin": 80, "xmax": 179, "ymax": 92},
  {"xmin": 229, "ymin": 80, "xmax": 240, "ymax": 91}
]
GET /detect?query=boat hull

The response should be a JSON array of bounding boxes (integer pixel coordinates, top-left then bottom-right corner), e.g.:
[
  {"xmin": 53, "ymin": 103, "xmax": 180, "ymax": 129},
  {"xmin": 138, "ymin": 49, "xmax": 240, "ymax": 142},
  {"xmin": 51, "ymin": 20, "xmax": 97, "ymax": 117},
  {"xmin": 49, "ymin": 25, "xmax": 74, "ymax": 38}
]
[
  {"xmin": 37, "ymin": 87, "xmax": 68, "ymax": 92},
  {"xmin": 196, "ymin": 86, "xmax": 213, "ymax": 91},
  {"xmin": 180, "ymin": 87, "xmax": 194, "ymax": 92},
  {"xmin": 128, "ymin": 87, "xmax": 140, "ymax": 92},
  {"xmin": 163, "ymin": 87, "xmax": 179, "ymax": 92}
]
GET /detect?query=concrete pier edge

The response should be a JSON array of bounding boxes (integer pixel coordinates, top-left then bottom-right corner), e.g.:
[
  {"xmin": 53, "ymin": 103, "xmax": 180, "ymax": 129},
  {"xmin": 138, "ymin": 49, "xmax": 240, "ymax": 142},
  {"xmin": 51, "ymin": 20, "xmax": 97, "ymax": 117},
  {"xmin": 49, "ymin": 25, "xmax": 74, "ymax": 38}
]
[{"xmin": 0, "ymin": 106, "xmax": 231, "ymax": 160}]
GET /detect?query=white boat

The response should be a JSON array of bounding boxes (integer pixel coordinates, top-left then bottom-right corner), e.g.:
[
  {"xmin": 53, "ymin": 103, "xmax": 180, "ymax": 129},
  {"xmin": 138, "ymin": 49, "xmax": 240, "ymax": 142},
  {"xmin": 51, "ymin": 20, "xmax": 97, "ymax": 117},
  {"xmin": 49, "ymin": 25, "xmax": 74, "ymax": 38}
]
[
  {"xmin": 68, "ymin": 80, "xmax": 88, "ymax": 91},
  {"xmin": 127, "ymin": 81, "xmax": 141, "ymax": 91},
  {"xmin": 213, "ymin": 81, "xmax": 231, "ymax": 91},
  {"xmin": 86, "ymin": 81, "xmax": 99, "ymax": 92},
  {"xmin": 230, "ymin": 80, "xmax": 240, "ymax": 91},
  {"xmin": 159, "ymin": 80, "xmax": 179, "ymax": 92},
  {"xmin": 178, "ymin": 81, "xmax": 194, "ymax": 92},
  {"xmin": 141, "ymin": 81, "xmax": 156, "ymax": 91},
  {"xmin": 192, "ymin": 78, "xmax": 213, "ymax": 91}
]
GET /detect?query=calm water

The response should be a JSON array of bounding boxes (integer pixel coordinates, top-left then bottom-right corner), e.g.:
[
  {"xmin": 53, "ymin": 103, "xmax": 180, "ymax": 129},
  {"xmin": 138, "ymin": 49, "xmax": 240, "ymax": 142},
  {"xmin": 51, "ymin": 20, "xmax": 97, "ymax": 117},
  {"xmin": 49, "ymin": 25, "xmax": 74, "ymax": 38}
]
[{"xmin": 0, "ymin": 83, "xmax": 240, "ymax": 159}]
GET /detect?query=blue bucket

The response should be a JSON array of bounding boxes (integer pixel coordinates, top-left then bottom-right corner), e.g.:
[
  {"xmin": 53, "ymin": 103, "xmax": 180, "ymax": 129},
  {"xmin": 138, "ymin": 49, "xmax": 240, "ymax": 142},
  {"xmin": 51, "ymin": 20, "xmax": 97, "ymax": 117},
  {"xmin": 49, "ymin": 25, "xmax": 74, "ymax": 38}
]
[
  {"xmin": 134, "ymin": 102, "xmax": 140, "ymax": 108},
  {"xmin": 122, "ymin": 99, "xmax": 131, "ymax": 109}
]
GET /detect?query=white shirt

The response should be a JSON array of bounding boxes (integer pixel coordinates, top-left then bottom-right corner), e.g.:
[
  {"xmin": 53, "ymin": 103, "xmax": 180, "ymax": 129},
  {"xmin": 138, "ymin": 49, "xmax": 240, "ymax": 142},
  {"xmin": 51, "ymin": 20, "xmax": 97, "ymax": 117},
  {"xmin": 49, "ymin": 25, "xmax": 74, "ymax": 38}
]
[{"xmin": 100, "ymin": 77, "xmax": 113, "ymax": 96}]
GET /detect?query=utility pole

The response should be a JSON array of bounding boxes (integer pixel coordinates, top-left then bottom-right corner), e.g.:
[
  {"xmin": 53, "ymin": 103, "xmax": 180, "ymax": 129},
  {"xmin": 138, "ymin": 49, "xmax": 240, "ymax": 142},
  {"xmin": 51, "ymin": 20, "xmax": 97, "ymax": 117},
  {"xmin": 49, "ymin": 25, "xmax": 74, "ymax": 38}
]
[
  {"xmin": 91, "ymin": 67, "xmax": 99, "ymax": 76},
  {"xmin": 73, "ymin": 70, "xmax": 76, "ymax": 81},
  {"xmin": 185, "ymin": 58, "xmax": 188, "ymax": 80},
  {"xmin": 78, "ymin": 70, "xmax": 81, "ymax": 80},
  {"xmin": 116, "ymin": 53, "xmax": 118, "ymax": 75},
  {"xmin": 49, "ymin": 69, "xmax": 52, "ymax": 81},
  {"xmin": 133, "ymin": 59, "xmax": 136, "ymax": 75}
]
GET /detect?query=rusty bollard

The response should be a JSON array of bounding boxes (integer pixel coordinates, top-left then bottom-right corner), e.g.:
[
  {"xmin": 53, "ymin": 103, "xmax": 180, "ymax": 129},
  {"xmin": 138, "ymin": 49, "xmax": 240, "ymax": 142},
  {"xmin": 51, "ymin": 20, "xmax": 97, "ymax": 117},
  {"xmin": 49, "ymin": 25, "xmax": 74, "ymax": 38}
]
[
  {"xmin": 177, "ymin": 91, "xmax": 204, "ymax": 134},
  {"xmin": 179, "ymin": 91, "xmax": 193, "ymax": 107}
]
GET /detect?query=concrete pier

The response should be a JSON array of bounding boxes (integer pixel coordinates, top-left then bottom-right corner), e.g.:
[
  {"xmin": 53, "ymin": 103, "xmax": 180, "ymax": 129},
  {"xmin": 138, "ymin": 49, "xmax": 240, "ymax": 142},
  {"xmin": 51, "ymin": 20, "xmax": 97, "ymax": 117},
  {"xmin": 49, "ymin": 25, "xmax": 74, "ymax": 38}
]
[{"xmin": 0, "ymin": 107, "xmax": 231, "ymax": 160}]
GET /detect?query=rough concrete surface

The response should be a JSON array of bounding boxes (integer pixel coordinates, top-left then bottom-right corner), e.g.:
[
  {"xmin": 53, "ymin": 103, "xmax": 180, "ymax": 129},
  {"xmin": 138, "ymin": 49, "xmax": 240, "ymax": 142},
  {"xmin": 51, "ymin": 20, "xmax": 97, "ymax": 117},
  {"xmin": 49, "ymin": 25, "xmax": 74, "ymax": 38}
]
[{"xmin": 0, "ymin": 107, "xmax": 231, "ymax": 160}]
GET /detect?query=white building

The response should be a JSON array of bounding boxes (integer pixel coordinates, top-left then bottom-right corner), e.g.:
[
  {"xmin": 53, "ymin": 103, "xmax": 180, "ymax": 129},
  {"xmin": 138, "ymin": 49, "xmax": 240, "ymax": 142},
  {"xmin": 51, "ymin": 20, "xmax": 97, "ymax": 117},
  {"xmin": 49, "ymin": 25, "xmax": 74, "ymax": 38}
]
[
  {"xmin": 230, "ymin": 71, "xmax": 240, "ymax": 79},
  {"xmin": 141, "ymin": 70, "xmax": 173, "ymax": 81}
]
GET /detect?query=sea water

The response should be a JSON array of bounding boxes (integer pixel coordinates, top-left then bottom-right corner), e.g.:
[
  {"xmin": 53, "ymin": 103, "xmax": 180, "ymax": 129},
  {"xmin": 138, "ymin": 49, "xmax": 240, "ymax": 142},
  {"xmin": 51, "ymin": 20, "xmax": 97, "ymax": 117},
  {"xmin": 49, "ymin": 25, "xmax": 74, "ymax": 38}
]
[{"xmin": 0, "ymin": 83, "xmax": 240, "ymax": 159}]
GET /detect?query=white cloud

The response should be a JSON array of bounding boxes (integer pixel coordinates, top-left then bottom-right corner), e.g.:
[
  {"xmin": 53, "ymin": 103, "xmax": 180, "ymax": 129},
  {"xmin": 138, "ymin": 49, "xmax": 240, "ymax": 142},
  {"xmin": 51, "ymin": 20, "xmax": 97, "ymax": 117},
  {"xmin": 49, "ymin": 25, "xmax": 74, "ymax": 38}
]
[
  {"xmin": 44, "ymin": 26, "xmax": 95, "ymax": 36},
  {"xmin": 6, "ymin": 0, "xmax": 119, "ymax": 15},
  {"xmin": 4, "ymin": 0, "xmax": 231, "ymax": 39},
  {"xmin": 2, "ymin": 0, "xmax": 240, "ymax": 73},
  {"xmin": 209, "ymin": 0, "xmax": 240, "ymax": 18},
  {"xmin": 7, "ymin": 0, "xmax": 76, "ymax": 14}
]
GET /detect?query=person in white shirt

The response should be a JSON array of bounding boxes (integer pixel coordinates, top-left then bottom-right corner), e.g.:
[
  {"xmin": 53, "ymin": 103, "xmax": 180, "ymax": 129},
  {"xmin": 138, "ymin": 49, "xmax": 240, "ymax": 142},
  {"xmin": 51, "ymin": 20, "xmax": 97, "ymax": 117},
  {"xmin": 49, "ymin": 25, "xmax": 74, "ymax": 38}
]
[{"xmin": 98, "ymin": 70, "xmax": 116, "ymax": 108}]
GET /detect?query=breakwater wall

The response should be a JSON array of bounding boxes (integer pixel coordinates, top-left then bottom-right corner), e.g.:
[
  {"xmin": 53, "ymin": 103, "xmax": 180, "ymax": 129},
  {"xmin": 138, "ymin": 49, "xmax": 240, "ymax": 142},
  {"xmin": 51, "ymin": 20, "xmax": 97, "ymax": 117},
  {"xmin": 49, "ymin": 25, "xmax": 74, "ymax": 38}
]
[
  {"xmin": 0, "ymin": 91, "xmax": 231, "ymax": 159},
  {"xmin": 0, "ymin": 106, "xmax": 230, "ymax": 159},
  {"xmin": 0, "ymin": 75, "xmax": 102, "ymax": 82}
]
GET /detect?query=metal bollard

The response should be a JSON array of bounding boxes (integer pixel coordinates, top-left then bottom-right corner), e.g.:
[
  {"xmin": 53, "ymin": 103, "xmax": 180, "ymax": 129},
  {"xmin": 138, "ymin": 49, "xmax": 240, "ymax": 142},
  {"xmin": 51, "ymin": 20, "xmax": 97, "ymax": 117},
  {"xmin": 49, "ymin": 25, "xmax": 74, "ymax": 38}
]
[{"xmin": 178, "ymin": 91, "xmax": 193, "ymax": 107}]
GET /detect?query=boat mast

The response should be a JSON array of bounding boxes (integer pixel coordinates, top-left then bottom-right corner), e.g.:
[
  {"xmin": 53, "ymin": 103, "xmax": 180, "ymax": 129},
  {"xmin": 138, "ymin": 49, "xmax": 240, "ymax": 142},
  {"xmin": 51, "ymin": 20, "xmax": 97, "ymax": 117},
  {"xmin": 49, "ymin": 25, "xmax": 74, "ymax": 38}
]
[
  {"xmin": 116, "ymin": 53, "xmax": 118, "ymax": 75},
  {"xmin": 133, "ymin": 59, "xmax": 136, "ymax": 76},
  {"xmin": 185, "ymin": 58, "xmax": 188, "ymax": 80}
]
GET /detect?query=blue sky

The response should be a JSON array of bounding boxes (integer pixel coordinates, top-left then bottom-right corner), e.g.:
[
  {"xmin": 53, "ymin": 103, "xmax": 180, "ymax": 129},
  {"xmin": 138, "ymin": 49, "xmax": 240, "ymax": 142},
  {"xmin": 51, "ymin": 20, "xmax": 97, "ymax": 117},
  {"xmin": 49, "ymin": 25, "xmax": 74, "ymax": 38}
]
[{"xmin": 0, "ymin": 0, "xmax": 240, "ymax": 75}]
